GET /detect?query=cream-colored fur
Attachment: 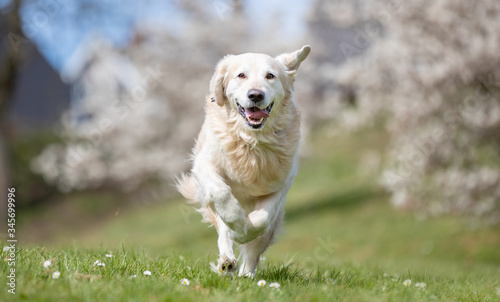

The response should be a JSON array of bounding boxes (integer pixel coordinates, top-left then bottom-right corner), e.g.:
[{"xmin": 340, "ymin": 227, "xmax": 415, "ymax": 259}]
[{"xmin": 177, "ymin": 45, "xmax": 311, "ymax": 277}]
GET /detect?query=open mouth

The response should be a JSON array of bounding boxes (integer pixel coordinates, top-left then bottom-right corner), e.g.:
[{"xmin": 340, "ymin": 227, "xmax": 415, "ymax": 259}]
[{"xmin": 237, "ymin": 102, "xmax": 274, "ymax": 129}]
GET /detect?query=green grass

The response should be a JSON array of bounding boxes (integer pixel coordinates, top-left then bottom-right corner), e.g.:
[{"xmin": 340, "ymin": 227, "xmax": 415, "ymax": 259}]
[
  {"xmin": 1, "ymin": 245, "xmax": 499, "ymax": 301},
  {"xmin": 5, "ymin": 124, "xmax": 500, "ymax": 301}
]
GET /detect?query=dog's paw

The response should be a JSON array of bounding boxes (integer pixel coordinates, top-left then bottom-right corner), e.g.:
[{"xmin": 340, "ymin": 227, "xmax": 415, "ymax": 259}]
[{"xmin": 217, "ymin": 256, "xmax": 238, "ymax": 274}]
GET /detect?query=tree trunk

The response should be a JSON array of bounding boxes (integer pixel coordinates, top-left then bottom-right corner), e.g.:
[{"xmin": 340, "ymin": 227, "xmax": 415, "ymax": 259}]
[{"xmin": 0, "ymin": 0, "xmax": 22, "ymax": 231}]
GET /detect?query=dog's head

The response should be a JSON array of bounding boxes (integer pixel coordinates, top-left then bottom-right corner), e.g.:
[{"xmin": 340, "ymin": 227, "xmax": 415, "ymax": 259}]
[{"xmin": 209, "ymin": 45, "xmax": 311, "ymax": 130}]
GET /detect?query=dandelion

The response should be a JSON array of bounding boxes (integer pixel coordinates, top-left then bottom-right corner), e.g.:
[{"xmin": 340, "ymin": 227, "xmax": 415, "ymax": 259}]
[
  {"xmin": 415, "ymin": 282, "xmax": 426, "ymax": 288},
  {"xmin": 105, "ymin": 254, "xmax": 113, "ymax": 258},
  {"xmin": 43, "ymin": 260, "xmax": 52, "ymax": 268},
  {"xmin": 143, "ymin": 270, "xmax": 152, "ymax": 276},
  {"xmin": 269, "ymin": 282, "xmax": 280, "ymax": 289},
  {"xmin": 257, "ymin": 280, "xmax": 266, "ymax": 286},
  {"xmin": 94, "ymin": 260, "xmax": 105, "ymax": 267},
  {"xmin": 328, "ymin": 279, "xmax": 336, "ymax": 285},
  {"xmin": 52, "ymin": 271, "xmax": 61, "ymax": 279},
  {"xmin": 180, "ymin": 278, "xmax": 190, "ymax": 285},
  {"xmin": 403, "ymin": 279, "xmax": 411, "ymax": 286}
]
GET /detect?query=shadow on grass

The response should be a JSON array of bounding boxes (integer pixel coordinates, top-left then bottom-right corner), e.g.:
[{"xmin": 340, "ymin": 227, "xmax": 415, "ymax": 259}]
[{"xmin": 286, "ymin": 187, "xmax": 386, "ymax": 221}]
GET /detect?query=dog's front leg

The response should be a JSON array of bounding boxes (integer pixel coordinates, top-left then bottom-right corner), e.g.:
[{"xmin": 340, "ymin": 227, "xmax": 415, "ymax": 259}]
[
  {"xmin": 193, "ymin": 159, "xmax": 247, "ymax": 239},
  {"xmin": 232, "ymin": 190, "xmax": 285, "ymax": 244},
  {"xmin": 192, "ymin": 157, "xmax": 245, "ymax": 273},
  {"xmin": 237, "ymin": 188, "xmax": 290, "ymax": 277},
  {"xmin": 210, "ymin": 189, "xmax": 247, "ymax": 240},
  {"xmin": 214, "ymin": 215, "xmax": 238, "ymax": 274}
]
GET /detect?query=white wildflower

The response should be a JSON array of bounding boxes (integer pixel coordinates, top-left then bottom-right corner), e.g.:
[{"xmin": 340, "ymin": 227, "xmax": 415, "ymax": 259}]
[
  {"xmin": 415, "ymin": 282, "xmax": 426, "ymax": 288},
  {"xmin": 52, "ymin": 271, "xmax": 61, "ymax": 279},
  {"xmin": 269, "ymin": 282, "xmax": 280, "ymax": 289}
]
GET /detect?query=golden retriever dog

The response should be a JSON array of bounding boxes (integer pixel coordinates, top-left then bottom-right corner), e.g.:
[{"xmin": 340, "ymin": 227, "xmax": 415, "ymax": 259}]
[{"xmin": 177, "ymin": 45, "xmax": 311, "ymax": 277}]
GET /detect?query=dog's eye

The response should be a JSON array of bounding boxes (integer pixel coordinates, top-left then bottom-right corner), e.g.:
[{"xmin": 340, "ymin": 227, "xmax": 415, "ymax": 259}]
[
  {"xmin": 237, "ymin": 73, "xmax": 246, "ymax": 78},
  {"xmin": 266, "ymin": 73, "xmax": 275, "ymax": 80}
]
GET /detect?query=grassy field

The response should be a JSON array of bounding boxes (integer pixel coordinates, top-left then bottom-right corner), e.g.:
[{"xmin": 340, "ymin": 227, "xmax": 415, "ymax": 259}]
[{"xmin": 3, "ymin": 125, "xmax": 500, "ymax": 301}]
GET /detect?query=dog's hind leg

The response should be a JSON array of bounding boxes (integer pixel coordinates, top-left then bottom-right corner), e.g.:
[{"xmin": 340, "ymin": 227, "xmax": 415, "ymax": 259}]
[{"xmin": 215, "ymin": 215, "xmax": 238, "ymax": 274}]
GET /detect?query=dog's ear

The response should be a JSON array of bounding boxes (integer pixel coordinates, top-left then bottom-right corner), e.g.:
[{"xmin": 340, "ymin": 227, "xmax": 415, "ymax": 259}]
[
  {"xmin": 276, "ymin": 45, "xmax": 311, "ymax": 73},
  {"xmin": 209, "ymin": 55, "xmax": 233, "ymax": 107}
]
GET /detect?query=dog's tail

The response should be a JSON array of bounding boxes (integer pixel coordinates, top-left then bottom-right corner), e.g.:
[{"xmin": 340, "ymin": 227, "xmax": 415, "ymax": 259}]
[
  {"xmin": 176, "ymin": 173, "xmax": 199, "ymax": 204},
  {"xmin": 176, "ymin": 174, "xmax": 217, "ymax": 227}
]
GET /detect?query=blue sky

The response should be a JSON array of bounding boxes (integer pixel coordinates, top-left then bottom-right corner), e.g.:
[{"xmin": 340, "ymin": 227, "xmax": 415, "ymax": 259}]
[{"xmin": 2, "ymin": 0, "xmax": 311, "ymax": 72}]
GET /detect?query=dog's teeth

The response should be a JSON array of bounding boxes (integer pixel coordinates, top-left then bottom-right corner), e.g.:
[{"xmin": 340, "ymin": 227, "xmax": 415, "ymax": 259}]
[{"xmin": 248, "ymin": 117, "xmax": 264, "ymax": 125}]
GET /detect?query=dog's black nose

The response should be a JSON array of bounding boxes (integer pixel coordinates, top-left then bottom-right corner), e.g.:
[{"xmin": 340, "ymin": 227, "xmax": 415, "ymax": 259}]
[{"xmin": 247, "ymin": 89, "xmax": 265, "ymax": 103}]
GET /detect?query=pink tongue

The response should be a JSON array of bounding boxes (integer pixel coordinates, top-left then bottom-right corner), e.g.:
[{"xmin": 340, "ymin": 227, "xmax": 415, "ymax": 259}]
[{"xmin": 246, "ymin": 108, "xmax": 270, "ymax": 119}]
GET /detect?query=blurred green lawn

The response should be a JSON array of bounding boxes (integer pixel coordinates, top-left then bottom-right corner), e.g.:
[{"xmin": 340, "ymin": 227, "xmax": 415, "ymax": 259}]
[{"xmin": 18, "ymin": 124, "xmax": 500, "ymax": 277}]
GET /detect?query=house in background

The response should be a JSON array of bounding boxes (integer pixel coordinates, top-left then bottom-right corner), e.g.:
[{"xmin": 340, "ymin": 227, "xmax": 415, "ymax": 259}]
[{"xmin": 6, "ymin": 41, "xmax": 70, "ymax": 135}]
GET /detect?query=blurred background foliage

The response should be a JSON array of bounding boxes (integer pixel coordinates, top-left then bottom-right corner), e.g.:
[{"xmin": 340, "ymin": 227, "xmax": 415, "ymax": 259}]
[{"xmin": 0, "ymin": 0, "xmax": 499, "ymax": 270}]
